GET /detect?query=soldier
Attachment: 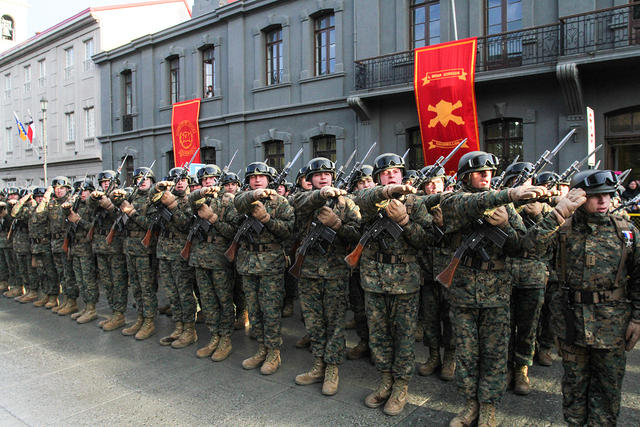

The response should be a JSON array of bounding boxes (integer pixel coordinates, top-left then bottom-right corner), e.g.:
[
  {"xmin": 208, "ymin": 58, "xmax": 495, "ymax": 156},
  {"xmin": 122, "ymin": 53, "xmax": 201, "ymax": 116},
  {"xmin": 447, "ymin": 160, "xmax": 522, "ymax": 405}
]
[
  {"xmin": 2, "ymin": 188, "xmax": 21, "ymax": 298},
  {"xmin": 353, "ymin": 153, "xmax": 434, "ymax": 416},
  {"xmin": 111, "ymin": 167, "xmax": 157, "ymax": 340},
  {"xmin": 62, "ymin": 178, "xmax": 99, "ymax": 324},
  {"xmin": 235, "ymin": 162, "xmax": 294, "ymax": 375},
  {"xmin": 89, "ymin": 170, "xmax": 129, "ymax": 331},
  {"xmin": 11, "ymin": 189, "xmax": 39, "ymax": 303},
  {"xmin": 151, "ymin": 168, "xmax": 198, "ymax": 348},
  {"xmin": 292, "ymin": 157, "xmax": 361, "ymax": 395},
  {"xmin": 547, "ymin": 169, "xmax": 640, "ymax": 426}
]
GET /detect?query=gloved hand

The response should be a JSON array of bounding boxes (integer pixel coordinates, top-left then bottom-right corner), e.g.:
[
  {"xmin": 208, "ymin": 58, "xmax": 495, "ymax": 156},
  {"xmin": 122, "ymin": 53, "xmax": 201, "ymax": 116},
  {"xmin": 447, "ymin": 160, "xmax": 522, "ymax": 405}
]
[
  {"xmin": 160, "ymin": 191, "xmax": 178, "ymax": 209},
  {"xmin": 485, "ymin": 206, "xmax": 509, "ymax": 227},
  {"xmin": 120, "ymin": 200, "xmax": 136, "ymax": 216},
  {"xmin": 522, "ymin": 201, "xmax": 543, "ymax": 217},
  {"xmin": 319, "ymin": 186, "xmax": 346, "ymax": 199},
  {"xmin": 61, "ymin": 201, "xmax": 72, "ymax": 210},
  {"xmin": 251, "ymin": 201, "xmax": 270, "ymax": 223},
  {"xmin": 554, "ymin": 188, "xmax": 587, "ymax": 221},
  {"xmin": 202, "ymin": 186, "xmax": 220, "ymax": 196},
  {"xmin": 317, "ymin": 206, "xmax": 341, "ymax": 230},
  {"xmin": 626, "ymin": 320, "xmax": 640, "ymax": 351},
  {"xmin": 431, "ymin": 205, "xmax": 444, "ymax": 227},
  {"xmin": 385, "ymin": 199, "xmax": 409, "ymax": 226},
  {"xmin": 67, "ymin": 210, "xmax": 80, "ymax": 224},
  {"xmin": 111, "ymin": 189, "xmax": 127, "ymax": 205},
  {"xmin": 222, "ymin": 192, "xmax": 235, "ymax": 206},
  {"xmin": 198, "ymin": 203, "xmax": 218, "ymax": 224},
  {"xmin": 508, "ymin": 185, "xmax": 548, "ymax": 202},
  {"xmin": 19, "ymin": 193, "xmax": 31, "ymax": 203},
  {"xmin": 253, "ymin": 188, "xmax": 277, "ymax": 200},
  {"xmin": 155, "ymin": 180, "xmax": 174, "ymax": 192},
  {"xmin": 44, "ymin": 186, "xmax": 53, "ymax": 201},
  {"xmin": 91, "ymin": 190, "xmax": 104, "ymax": 200},
  {"xmin": 98, "ymin": 196, "xmax": 115, "ymax": 211},
  {"xmin": 382, "ymin": 184, "xmax": 416, "ymax": 199}
]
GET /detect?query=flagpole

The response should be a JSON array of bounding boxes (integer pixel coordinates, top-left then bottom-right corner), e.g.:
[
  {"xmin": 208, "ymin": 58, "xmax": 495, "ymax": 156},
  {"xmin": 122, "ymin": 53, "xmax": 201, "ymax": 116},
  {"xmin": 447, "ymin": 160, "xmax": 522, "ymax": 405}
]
[
  {"xmin": 40, "ymin": 98, "xmax": 48, "ymax": 184},
  {"xmin": 451, "ymin": 0, "xmax": 458, "ymax": 40}
]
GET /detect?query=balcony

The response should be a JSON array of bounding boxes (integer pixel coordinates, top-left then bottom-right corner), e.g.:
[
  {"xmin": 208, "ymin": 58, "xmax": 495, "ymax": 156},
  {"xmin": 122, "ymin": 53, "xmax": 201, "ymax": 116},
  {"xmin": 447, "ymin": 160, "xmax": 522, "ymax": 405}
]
[{"xmin": 355, "ymin": 2, "xmax": 640, "ymax": 90}]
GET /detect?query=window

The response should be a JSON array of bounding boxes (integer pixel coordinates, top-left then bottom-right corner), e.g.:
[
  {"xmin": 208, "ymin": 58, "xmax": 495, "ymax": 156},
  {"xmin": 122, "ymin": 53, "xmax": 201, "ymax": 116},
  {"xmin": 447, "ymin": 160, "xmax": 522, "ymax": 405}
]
[
  {"xmin": 122, "ymin": 70, "xmax": 133, "ymax": 131},
  {"xmin": 312, "ymin": 135, "xmax": 336, "ymax": 162},
  {"xmin": 314, "ymin": 13, "xmax": 335, "ymax": 76},
  {"xmin": 65, "ymin": 112, "xmax": 75, "ymax": 142},
  {"xmin": 266, "ymin": 27, "xmax": 283, "ymax": 85},
  {"xmin": 64, "ymin": 47, "xmax": 74, "ymax": 80},
  {"xmin": 85, "ymin": 107, "xmax": 95, "ymax": 139},
  {"xmin": 123, "ymin": 156, "xmax": 134, "ymax": 186},
  {"xmin": 485, "ymin": 0, "xmax": 522, "ymax": 66},
  {"xmin": 406, "ymin": 128, "xmax": 425, "ymax": 170},
  {"xmin": 83, "ymin": 39, "xmax": 94, "ymax": 72},
  {"xmin": 201, "ymin": 147, "xmax": 216, "ymax": 165},
  {"xmin": 38, "ymin": 59, "xmax": 46, "ymax": 88},
  {"xmin": 483, "ymin": 118, "xmax": 523, "ymax": 167},
  {"xmin": 411, "ymin": 1, "xmax": 440, "ymax": 49},
  {"xmin": 168, "ymin": 56, "xmax": 179, "ymax": 104},
  {"xmin": 1, "ymin": 15, "xmax": 14, "ymax": 41},
  {"xmin": 167, "ymin": 150, "xmax": 175, "ymax": 171},
  {"xmin": 202, "ymin": 47, "xmax": 215, "ymax": 98},
  {"xmin": 23, "ymin": 65, "xmax": 31, "ymax": 94},
  {"xmin": 264, "ymin": 140, "xmax": 285, "ymax": 171},
  {"xmin": 4, "ymin": 73, "xmax": 10, "ymax": 98},
  {"xmin": 606, "ymin": 107, "xmax": 640, "ymax": 178},
  {"xmin": 5, "ymin": 127, "xmax": 13, "ymax": 152}
]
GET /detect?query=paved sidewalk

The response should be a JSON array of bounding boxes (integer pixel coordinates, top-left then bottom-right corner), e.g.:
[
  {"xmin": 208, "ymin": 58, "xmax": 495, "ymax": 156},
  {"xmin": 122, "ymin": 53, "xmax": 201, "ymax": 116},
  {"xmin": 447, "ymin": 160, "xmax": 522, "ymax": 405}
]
[{"xmin": 0, "ymin": 296, "xmax": 638, "ymax": 426}]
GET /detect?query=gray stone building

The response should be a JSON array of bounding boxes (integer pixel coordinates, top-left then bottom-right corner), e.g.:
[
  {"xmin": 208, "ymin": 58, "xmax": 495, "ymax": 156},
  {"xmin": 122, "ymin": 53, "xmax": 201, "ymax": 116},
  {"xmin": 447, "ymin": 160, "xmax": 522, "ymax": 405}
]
[{"xmin": 94, "ymin": 0, "xmax": 640, "ymax": 183}]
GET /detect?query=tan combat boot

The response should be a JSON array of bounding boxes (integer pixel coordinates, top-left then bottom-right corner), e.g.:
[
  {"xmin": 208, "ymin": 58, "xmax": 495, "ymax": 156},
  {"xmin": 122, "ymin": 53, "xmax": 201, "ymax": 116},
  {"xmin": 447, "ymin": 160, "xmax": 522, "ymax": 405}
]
[
  {"xmin": 77, "ymin": 303, "xmax": 97, "ymax": 324},
  {"xmin": 364, "ymin": 372, "xmax": 394, "ymax": 408},
  {"xmin": 44, "ymin": 295, "xmax": 59, "ymax": 309},
  {"xmin": 122, "ymin": 314, "xmax": 144, "ymax": 336},
  {"xmin": 233, "ymin": 310, "xmax": 248, "ymax": 330},
  {"xmin": 513, "ymin": 365, "xmax": 531, "ymax": 395},
  {"xmin": 52, "ymin": 296, "xmax": 67, "ymax": 313},
  {"xmin": 449, "ymin": 399, "xmax": 479, "ymax": 427},
  {"xmin": 0, "ymin": 281, "xmax": 8, "ymax": 292},
  {"xmin": 171, "ymin": 322, "xmax": 197, "ymax": 348},
  {"xmin": 322, "ymin": 364, "xmax": 339, "ymax": 396},
  {"xmin": 414, "ymin": 323, "xmax": 423, "ymax": 342},
  {"xmin": 418, "ymin": 345, "xmax": 441, "ymax": 376},
  {"xmin": 260, "ymin": 348, "xmax": 281, "ymax": 375},
  {"xmin": 98, "ymin": 315, "xmax": 111, "ymax": 328},
  {"xmin": 102, "ymin": 312, "xmax": 126, "ymax": 331},
  {"xmin": 347, "ymin": 340, "xmax": 370, "ymax": 360},
  {"xmin": 71, "ymin": 307, "xmax": 86, "ymax": 320},
  {"xmin": 58, "ymin": 298, "xmax": 78, "ymax": 316},
  {"xmin": 212, "ymin": 336, "xmax": 232, "ymax": 362},
  {"xmin": 33, "ymin": 293, "xmax": 49, "ymax": 307},
  {"xmin": 196, "ymin": 335, "xmax": 220, "ymax": 358},
  {"xmin": 5, "ymin": 286, "xmax": 23, "ymax": 298},
  {"xmin": 295, "ymin": 334, "xmax": 311, "ymax": 349},
  {"xmin": 135, "ymin": 317, "xmax": 156, "ymax": 340},
  {"xmin": 478, "ymin": 403, "xmax": 496, "ymax": 427},
  {"xmin": 295, "ymin": 357, "xmax": 325, "ymax": 385},
  {"xmin": 440, "ymin": 349, "xmax": 456, "ymax": 381},
  {"xmin": 242, "ymin": 344, "xmax": 267, "ymax": 370},
  {"xmin": 383, "ymin": 378, "xmax": 409, "ymax": 416},
  {"xmin": 20, "ymin": 289, "xmax": 38, "ymax": 303},
  {"xmin": 536, "ymin": 347, "xmax": 553, "ymax": 366},
  {"xmin": 159, "ymin": 322, "xmax": 184, "ymax": 346}
]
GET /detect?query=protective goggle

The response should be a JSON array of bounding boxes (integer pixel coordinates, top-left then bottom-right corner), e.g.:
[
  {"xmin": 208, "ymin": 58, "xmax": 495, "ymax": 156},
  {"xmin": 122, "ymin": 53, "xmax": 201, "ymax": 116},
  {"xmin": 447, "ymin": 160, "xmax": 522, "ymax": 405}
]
[
  {"xmin": 51, "ymin": 179, "xmax": 69, "ymax": 187},
  {"xmin": 133, "ymin": 167, "xmax": 152, "ymax": 177},
  {"xmin": 97, "ymin": 172, "xmax": 115, "ymax": 182},
  {"xmin": 374, "ymin": 154, "xmax": 404, "ymax": 169},
  {"xmin": 508, "ymin": 162, "xmax": 533, "ymax": 174},
  {"xmin": 307, "ymin": 158, "xmax": 335, "ymax": 171},
  {"xmin": 466, "ymin": 153, "xmax": 499, "ymax": 169},
  {"xmin": 198, "ymin": 166, "xmax": 221, "ymax": 176},
  {"xmin": 582, "ymin": 170, "xmax": 618, "ymax": 187}
]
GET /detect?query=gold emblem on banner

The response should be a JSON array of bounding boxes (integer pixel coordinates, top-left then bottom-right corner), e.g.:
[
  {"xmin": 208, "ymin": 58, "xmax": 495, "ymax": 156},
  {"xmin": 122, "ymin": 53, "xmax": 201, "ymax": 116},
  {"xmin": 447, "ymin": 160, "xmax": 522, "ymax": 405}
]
[
  {"xmin": 428, "ymin": 100, "xmax": 465, "ymax": 128},
  {"xmin": 427, "ymin": 138, "xmax": 469, "ymax": 150},
  {"xmin": 422, "ymin": 68, "xmax": 468, "ymax": 86},
  {"xmin": 177, "ymin": 119, "xmax": 197, "ymax": 150}
]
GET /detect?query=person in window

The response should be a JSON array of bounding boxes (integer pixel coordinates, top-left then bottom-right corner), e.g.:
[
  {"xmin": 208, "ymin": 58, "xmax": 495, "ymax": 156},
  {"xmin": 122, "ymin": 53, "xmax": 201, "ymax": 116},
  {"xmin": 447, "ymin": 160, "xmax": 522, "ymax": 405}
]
[{"xmin": 205, "ymin": 85, "xmax": 214, "ymax": 98}]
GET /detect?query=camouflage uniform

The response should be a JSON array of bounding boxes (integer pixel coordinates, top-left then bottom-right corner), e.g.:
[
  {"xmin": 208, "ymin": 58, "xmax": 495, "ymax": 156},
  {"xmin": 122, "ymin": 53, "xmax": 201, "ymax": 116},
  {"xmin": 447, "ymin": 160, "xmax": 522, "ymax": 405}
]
[
  {"xmin": 27, "ymin": 201, "xmax": 58, "ymax": 297},
  {"xmin": 548, "ymin": 209, "xmax": 640, "ymax": 426},
  {"xmin": 44, "ymin": 193, "xmax": 78, "ymax": 300},
  {"xmin": 0, "ymin": 211, "xmax": 16, "ymax": 289},
  {"xmin": 292, "ymin": 190, "xmax": 361, "ymax": 365},
  {"xmin": 234, "ymin": 191, "xmax": 294, "ymax": 351},
  {"xmin": 353, "ymin": 188, "xmax": 434, "ymax": 381},
  {"xmin": 64, "ymin": 199, "xmax": 98, "ymax": 306},
  {"xmin": 11, "ymin": 202, "xmax": 37, "ymax": 292}
]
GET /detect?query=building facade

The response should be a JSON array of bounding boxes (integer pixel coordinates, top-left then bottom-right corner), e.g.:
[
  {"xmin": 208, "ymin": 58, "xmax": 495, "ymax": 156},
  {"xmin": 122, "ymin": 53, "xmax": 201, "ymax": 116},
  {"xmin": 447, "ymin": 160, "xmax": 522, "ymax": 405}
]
[{"xmin": 94, "ymin": 0, "xmax": 640, "ymax": 183}]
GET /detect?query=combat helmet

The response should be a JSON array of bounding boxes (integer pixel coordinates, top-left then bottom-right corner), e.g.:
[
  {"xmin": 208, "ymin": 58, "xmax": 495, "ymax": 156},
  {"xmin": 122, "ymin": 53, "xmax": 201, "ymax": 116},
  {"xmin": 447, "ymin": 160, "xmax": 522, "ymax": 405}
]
[
  {"xmin": 372, "ymin": 153, "xmax": 405, "ymax": 182},
  {"xmin": 305, "ymin": 157, "xmax": 336, "ymax": 181},
  {"xmin": 457, "ymin": 151, "xmax": 499, "ymax": 180},
  {"xmin": 570, "ymin": 170, "xmax": 618, "ymax": 195},
  {"xmin": 244, "ymin": 162, "xmax": 273, "ymax": 184}
]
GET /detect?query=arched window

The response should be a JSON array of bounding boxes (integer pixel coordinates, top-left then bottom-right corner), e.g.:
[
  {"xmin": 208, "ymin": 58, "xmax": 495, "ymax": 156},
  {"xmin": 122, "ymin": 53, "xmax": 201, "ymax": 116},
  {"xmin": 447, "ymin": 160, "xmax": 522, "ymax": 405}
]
[
  {"xmin": 312, "ymin": 135, "xmax": 336, "ymax": 162},
  {"xmin": 483, "ymin": 117, "xmax": 523, "ymax": 167},
  {"xmin": 264, "ymin": 140, "xmax": 284, "ymax": 170},
  {"xmin": 1, "ymin": 15, "xmax": 14, "ymax": 41}
]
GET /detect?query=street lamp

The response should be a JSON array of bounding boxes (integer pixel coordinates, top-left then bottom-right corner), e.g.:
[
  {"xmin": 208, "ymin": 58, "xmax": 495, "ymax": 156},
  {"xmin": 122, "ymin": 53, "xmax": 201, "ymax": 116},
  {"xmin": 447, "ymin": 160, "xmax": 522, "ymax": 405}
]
[{"xmin": 40, "ymin": 97, "xmax": 47, "ymax": 184}]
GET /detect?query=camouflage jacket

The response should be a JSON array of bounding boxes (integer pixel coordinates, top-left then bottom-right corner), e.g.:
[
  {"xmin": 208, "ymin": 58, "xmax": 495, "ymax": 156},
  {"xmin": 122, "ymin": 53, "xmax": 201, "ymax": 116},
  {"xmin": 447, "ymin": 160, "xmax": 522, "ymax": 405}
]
[
  {"xmin": 354, "ymin": 186, "xmax": 434, "ymax": 294},
  {"xmin": 116, "ymin": 189, "xmax": 155, "ymax": 256},
  {"xmin": 148, "ymin": 187, "xmax": 192, "ymax": 261},
  {"xmin": 292, "ymin": 189, "xmax": 361, "ymax": 279},
  {"xmin": 549, "ymin": 209, "xmax": 640, "ymax": 349},
  {"xmin": 62, "ymin": 198, "xmax": 93, "ymax": 256},
  {"xmin": 234, "ymin": 190, "xmax": 294, "ymax": 275},
  {"xmin": 0, "ymin": 203, "xmax": 10, "ymax": 249},
  {"xmin": 39, "ymin": 194, "xmax": 71, "ymax": 254},
  {"xmin": 187, "ymin": 190, "xmax": 239, "ymax": 270},
  {"xmin": 87, "ymin": 196, "xmax": 123, "ymax": 255},
  {"xmin": 14, "ymin": 200, "xmax": 50, "ymax": 254},
  {"xmin": 10, "ymin": 201, "xmax": 31, "ymax": 254}
]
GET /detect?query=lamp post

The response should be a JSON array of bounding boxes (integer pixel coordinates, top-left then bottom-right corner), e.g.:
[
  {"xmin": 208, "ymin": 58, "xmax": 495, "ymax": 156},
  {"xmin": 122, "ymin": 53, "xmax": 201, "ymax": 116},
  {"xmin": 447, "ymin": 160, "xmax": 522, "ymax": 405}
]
[{"xmin": 40, "ymin": 98, "xmax": 47, "ymax": 184}]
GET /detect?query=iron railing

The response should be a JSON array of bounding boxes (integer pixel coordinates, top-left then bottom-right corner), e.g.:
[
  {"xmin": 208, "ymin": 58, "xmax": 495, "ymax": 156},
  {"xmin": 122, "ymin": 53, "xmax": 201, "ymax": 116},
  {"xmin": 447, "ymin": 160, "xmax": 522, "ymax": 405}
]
[{"xmin": 355, "ymin": 2, "xmax": 640, "ymax": 90}]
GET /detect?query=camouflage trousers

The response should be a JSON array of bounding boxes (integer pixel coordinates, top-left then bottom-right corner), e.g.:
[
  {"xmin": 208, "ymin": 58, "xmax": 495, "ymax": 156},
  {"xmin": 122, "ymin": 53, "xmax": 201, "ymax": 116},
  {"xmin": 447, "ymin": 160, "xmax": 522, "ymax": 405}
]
[
  {"xmin": 72, "ymin": 255, "xmax": 98, "ymax": 305},
  {"xmin": 365, "ymin": 290, "xmax": 419, "ymax": 381},
  {"xmin": 158, "ymin": 258, "xmax": 196, "ymax": 323},
  {"xmin": 96, "ymin": 253, "xmax": 128, "ymax": 313},
  {"xmin": 126, "ymin": 254, "xmax": 157, "ymax": 318},
  {"xmin": 537, "ymin": 283, "xmax": 555, "ymax": 351},
  {"xmin": 232, "ymin": 268, "xmax": 246, "ymax": 316},
  {"xmin": 348, "ymin": 272, "xmax": 368, "ymax": 342},
  {"xmin": 454, "ymin": 305, "xmax": 509, "ymax": 404},
  {"xmin": 53, "ymin": 252, "xmax": 78, "ymax": 299},
  {"xmin": 509, "ymin": 287, "xmax": 544, "ymax": 366},
  {"xmin": 0, "ymin": 247, "xmax": 16, "ymax": 287},
  {"xmin": 196, "ymin": 267, "xmax": 234, "ymax": 337},
  {"xmin": 421, "ymin": 278, "xmax": 454, "ymax": 351},
  {"xmin": 558, "ymin": 340, "xmax": 626, "ymax": 426},
  {"xmin": 242, "ymin": 273, "xmax": 284, "ymax": 349},
  {"xmin": 32, "ymin": 251, "xmax": 59, "ymax": 295},
  {"xmin": 15, "ymin": 252, "xmax": 37, "ymax": 291},
  {"xmin": 284, "ymin": 271, "xmax": 297, "ymax": 303},
  {"xmin": 299, "ymin": 277, "xmax": 347, "ymax": 365}
]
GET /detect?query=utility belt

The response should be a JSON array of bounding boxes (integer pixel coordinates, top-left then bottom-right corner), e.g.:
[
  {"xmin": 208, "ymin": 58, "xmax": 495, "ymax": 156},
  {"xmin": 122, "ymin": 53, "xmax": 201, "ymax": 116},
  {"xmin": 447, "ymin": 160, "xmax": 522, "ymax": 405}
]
[
  {"xmin": 159, "ymin": 230, "xmax": 186, "ymax": 239},
  {"xmin": 206, "ymin": 235, "xmax": 226, "ymax": 244},
  {"xmin": 125, "ymin": 230, "xmax": 145, "ymax": 238},
  {"xmin": 565, "ymin": 287, "xmax": 626, "ymax": 305},
  {"xmin": 95, "ymin": 228, "xmax": 109, "ymax": 236},
  {"xmin": 50, "ymin": 232, "xmax": 64, "ymax": 240},
  {"xmin": 30, "ymin": 237, "xmax": 50, "ymax": 245},
  {"xmin": 245, "ymin": 242, "xmax": 281, "ymax": 252},
  {"xmin": 373, "ymin": 252, "xmax": 416, "ymax": 264},
  {"xmin": 557, "ymin": 340, "xmax": 589, "ymax": 363},
  {"xmin": 460, "ymin": 256, "xmax": 505, "ymax": 271}
]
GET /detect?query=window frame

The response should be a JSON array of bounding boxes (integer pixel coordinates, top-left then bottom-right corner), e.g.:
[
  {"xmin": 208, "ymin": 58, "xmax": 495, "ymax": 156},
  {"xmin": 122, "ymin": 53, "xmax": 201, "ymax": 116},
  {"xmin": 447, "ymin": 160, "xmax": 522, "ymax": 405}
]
[
  {"xmin": 1, "ymin": 15, "xmax": 14, "ymax": 41},
  {"xmin": 202, "ymin": 46, "xmax": 215, "ymax": 98},
  {"xmin": 85, "ymin": 106, "xmax": 95, "ymax": 139},
  {"xmin": 83, "ymin": 39, "xmax": 94, "ymax": 72},
  {"xmin": 64, "ymin": 47, "xmax": 74, "ymax": 80},
  {"xmin": 65, "ymin": 112, "xmax": 75, "ymax": 143},
  {"xmin": 406, "ymin": 127, "xmax": 425, "ymax": 170},
  {"xmin": 312, "ymin": 135, "xmax": 337, "ymax": 162},
  {"xmin": 483, "ymin": 117, "xmax": 523, "ymax": 168},
  {"xmin": 38, "ymin": 59, "xmax": 46, "ymax": 88},
  {"xmin": 265, "ymin": 26, "xmax": 284, "ymax": 85},
  {"xmin": 5, "ymin": 127, "xmax": 13, "ymax": 153},
  {"xmin": 201, "ymin": 147, "xmax": 216, "ymax": 165},
  {"xmin": 263, "ymin": 140, "xmax": 285, "ymax": 171},
  {"xmin": 23, "ymin": 65, "xmax": 31, "ymax": 94},
  {"xmin": 410, "ymin": 0, "xmax": 441, "ymax": 49},
  {"xmin": 314, "ymin": 13, "xmax": 336, "ymax": 76},
  {"xmin": 168, "ymin": 56, "xmax": 180, "ymax": 104}
]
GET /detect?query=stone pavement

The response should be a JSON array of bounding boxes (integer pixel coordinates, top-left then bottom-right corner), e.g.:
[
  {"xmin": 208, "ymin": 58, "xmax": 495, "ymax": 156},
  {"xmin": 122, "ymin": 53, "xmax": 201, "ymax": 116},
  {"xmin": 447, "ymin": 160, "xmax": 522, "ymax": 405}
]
[{"xmin": 0, "ymin": 295, "xmax": 639, "ymax": 426}]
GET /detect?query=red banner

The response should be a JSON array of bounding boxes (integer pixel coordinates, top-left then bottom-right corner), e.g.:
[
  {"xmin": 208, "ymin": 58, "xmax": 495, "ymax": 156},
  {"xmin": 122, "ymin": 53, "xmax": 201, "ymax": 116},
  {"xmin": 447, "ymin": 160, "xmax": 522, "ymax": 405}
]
[
  {"xmin": 414, "ymin": 38, "xmax": 479, "ymax": 175},
  {"xmin": 171, "ymin": 99, "xmax": 202, "ymax": 167}
]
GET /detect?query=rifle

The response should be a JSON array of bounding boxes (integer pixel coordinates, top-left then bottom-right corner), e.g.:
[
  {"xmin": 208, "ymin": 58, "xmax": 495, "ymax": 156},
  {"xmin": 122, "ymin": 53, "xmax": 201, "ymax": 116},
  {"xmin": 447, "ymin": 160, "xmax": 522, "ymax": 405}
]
[
  {"xmin": 223, "ymin": 149, "xmax": 238, "ymax": 174},
  {"xmin": 413, "ymin": 138, "xmax": 467, "ymax": 190},
  {"xmin": 337, "ymin": 142, "xmax": 377, "ymax": 191},
  {"xmin": 553, "ymin": 144, "xmax": 603, "ymax": 188},
  {"xmin": 344, "ymin": 211, "xmax": 403, "ymax": 268},
  {"xmin": 6, "ymin": 219, "xmax": 16, "ymax": 241},
  {"xmin": 268, "ymin": 147, "xmax": 304, "ymax": 190},
  {"xmin": 333, "ymin": 149, "xmax": 357, "ymax": 189},
  {"xmin": 88, "ymin": 155, "xmax": 128, "ymax": 241},
  {"xmin": 510, "ymin": 129, "xmax": 575, "ymax": 188},
  {"xmin": 613, "ymin": 192, "xmax": 640, "ymax": 213},
  {"xmin": 106, "ymin": 160, "xmax": 155, "ymax": 245},
  {"xmin": 492, "ymin": 155, "xmax": 519, "ymax": 189},
  {"xmin": 62, "ymin": 172, "xmax": 89, "ymax": 256},
  {"xmin": 435, "ymin": 218, "xmax": 509, "ymax": 288},
  {"xmin": 444, "ymin": 173, "xmax": 457, "ymax": 189}
]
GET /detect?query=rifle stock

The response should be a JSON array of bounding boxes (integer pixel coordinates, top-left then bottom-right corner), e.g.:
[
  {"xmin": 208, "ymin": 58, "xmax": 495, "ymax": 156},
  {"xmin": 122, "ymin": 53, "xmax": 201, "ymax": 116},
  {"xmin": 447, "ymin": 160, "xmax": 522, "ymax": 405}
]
[
  {"xmin": 224, "ymin": 241, "xmax": 239, "ymax": 263},
  {"xmin": 180, "ymin": 241, "xmax": 192, "ymax": 261},
  {"xmin": 106, "ymin": 225, "xmax": 116, "ymax": 245},
  {"xmin": 141, "ymin": 228, "xmax": 154, "ymax": 248},
  {"xmin": 62, "ymin": 237, "xmax": 70, "ymax": 255},
  {"xmin": 436, "ymin": 256, "xmax": 461, "ymax": 288},
  {"xmin": 288, "ymin": 253, "xmax": 305, "ymax": 279},
  {"xmin": 87, "ymin": 225, "xmax": 95, "ymax": 241},
  {"xmin": 344, "ymin": 243, "xmax": 364, "ymax": 268}
]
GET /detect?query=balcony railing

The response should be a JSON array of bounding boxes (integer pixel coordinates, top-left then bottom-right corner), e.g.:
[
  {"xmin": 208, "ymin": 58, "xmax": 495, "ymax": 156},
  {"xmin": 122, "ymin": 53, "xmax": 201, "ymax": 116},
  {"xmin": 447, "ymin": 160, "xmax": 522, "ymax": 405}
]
[{"xmin": 355, "ymin": 2, "xmax": 640, "ymax": 90}]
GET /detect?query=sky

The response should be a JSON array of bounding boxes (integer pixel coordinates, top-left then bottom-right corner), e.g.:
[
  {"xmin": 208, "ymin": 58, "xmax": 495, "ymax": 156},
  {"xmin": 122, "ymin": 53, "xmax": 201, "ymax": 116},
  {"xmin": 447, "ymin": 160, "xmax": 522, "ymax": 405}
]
[{"xmin": 26, "ymin": 0, "xmax": 194, "ymax": 37}]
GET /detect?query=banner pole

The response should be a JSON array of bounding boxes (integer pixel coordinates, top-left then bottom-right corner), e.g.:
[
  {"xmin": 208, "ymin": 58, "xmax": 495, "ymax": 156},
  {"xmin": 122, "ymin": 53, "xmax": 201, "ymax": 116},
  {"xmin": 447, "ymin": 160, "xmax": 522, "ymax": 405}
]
[{"xmin": 451, "ymin": 0, "xmax": 458, "ymax": 40}]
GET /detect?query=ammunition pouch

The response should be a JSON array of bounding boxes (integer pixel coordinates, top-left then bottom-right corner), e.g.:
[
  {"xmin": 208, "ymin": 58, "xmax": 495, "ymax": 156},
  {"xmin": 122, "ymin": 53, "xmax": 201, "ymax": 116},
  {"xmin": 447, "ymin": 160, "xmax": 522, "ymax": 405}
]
[
  {"xmin": 567, "ymin": 287, "xmax": 626, "ymax": 305},
  {"xmin": 460, "ymin": 256, "xmax": 505, "ymax": 271},
  {"xmin": 50, "ymin": 232, "xmax": 64, "ymax": 240},
  {"xmin": 373, "ymin": 252, "xmax": 416, "ymax": 264},
  {"xmin": 125, "ymin": 230, "xmax": 145, "ymax": 238},
  {"xmin": 245, "ymin": 242, "xmax": 281, "ymax": 252}
]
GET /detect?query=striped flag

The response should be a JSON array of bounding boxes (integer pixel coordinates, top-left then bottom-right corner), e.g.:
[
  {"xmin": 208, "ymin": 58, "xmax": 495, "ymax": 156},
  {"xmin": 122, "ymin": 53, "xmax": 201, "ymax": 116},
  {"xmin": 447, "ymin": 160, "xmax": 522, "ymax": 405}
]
[{"xmin": 13, "ymin": 112, "xmax": 29, "ymax": 143}]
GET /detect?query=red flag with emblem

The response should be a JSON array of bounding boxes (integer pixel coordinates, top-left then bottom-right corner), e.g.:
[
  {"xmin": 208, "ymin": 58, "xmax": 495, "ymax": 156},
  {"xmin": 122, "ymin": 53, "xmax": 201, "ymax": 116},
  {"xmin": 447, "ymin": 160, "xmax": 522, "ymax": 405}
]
[
  {"xmin": 171, "ymin": 99, "xmax": 202, "ymax": 167},
  {"xmin": 414, "ymin": 38, "xmax": 479, "ymax": 175}
]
